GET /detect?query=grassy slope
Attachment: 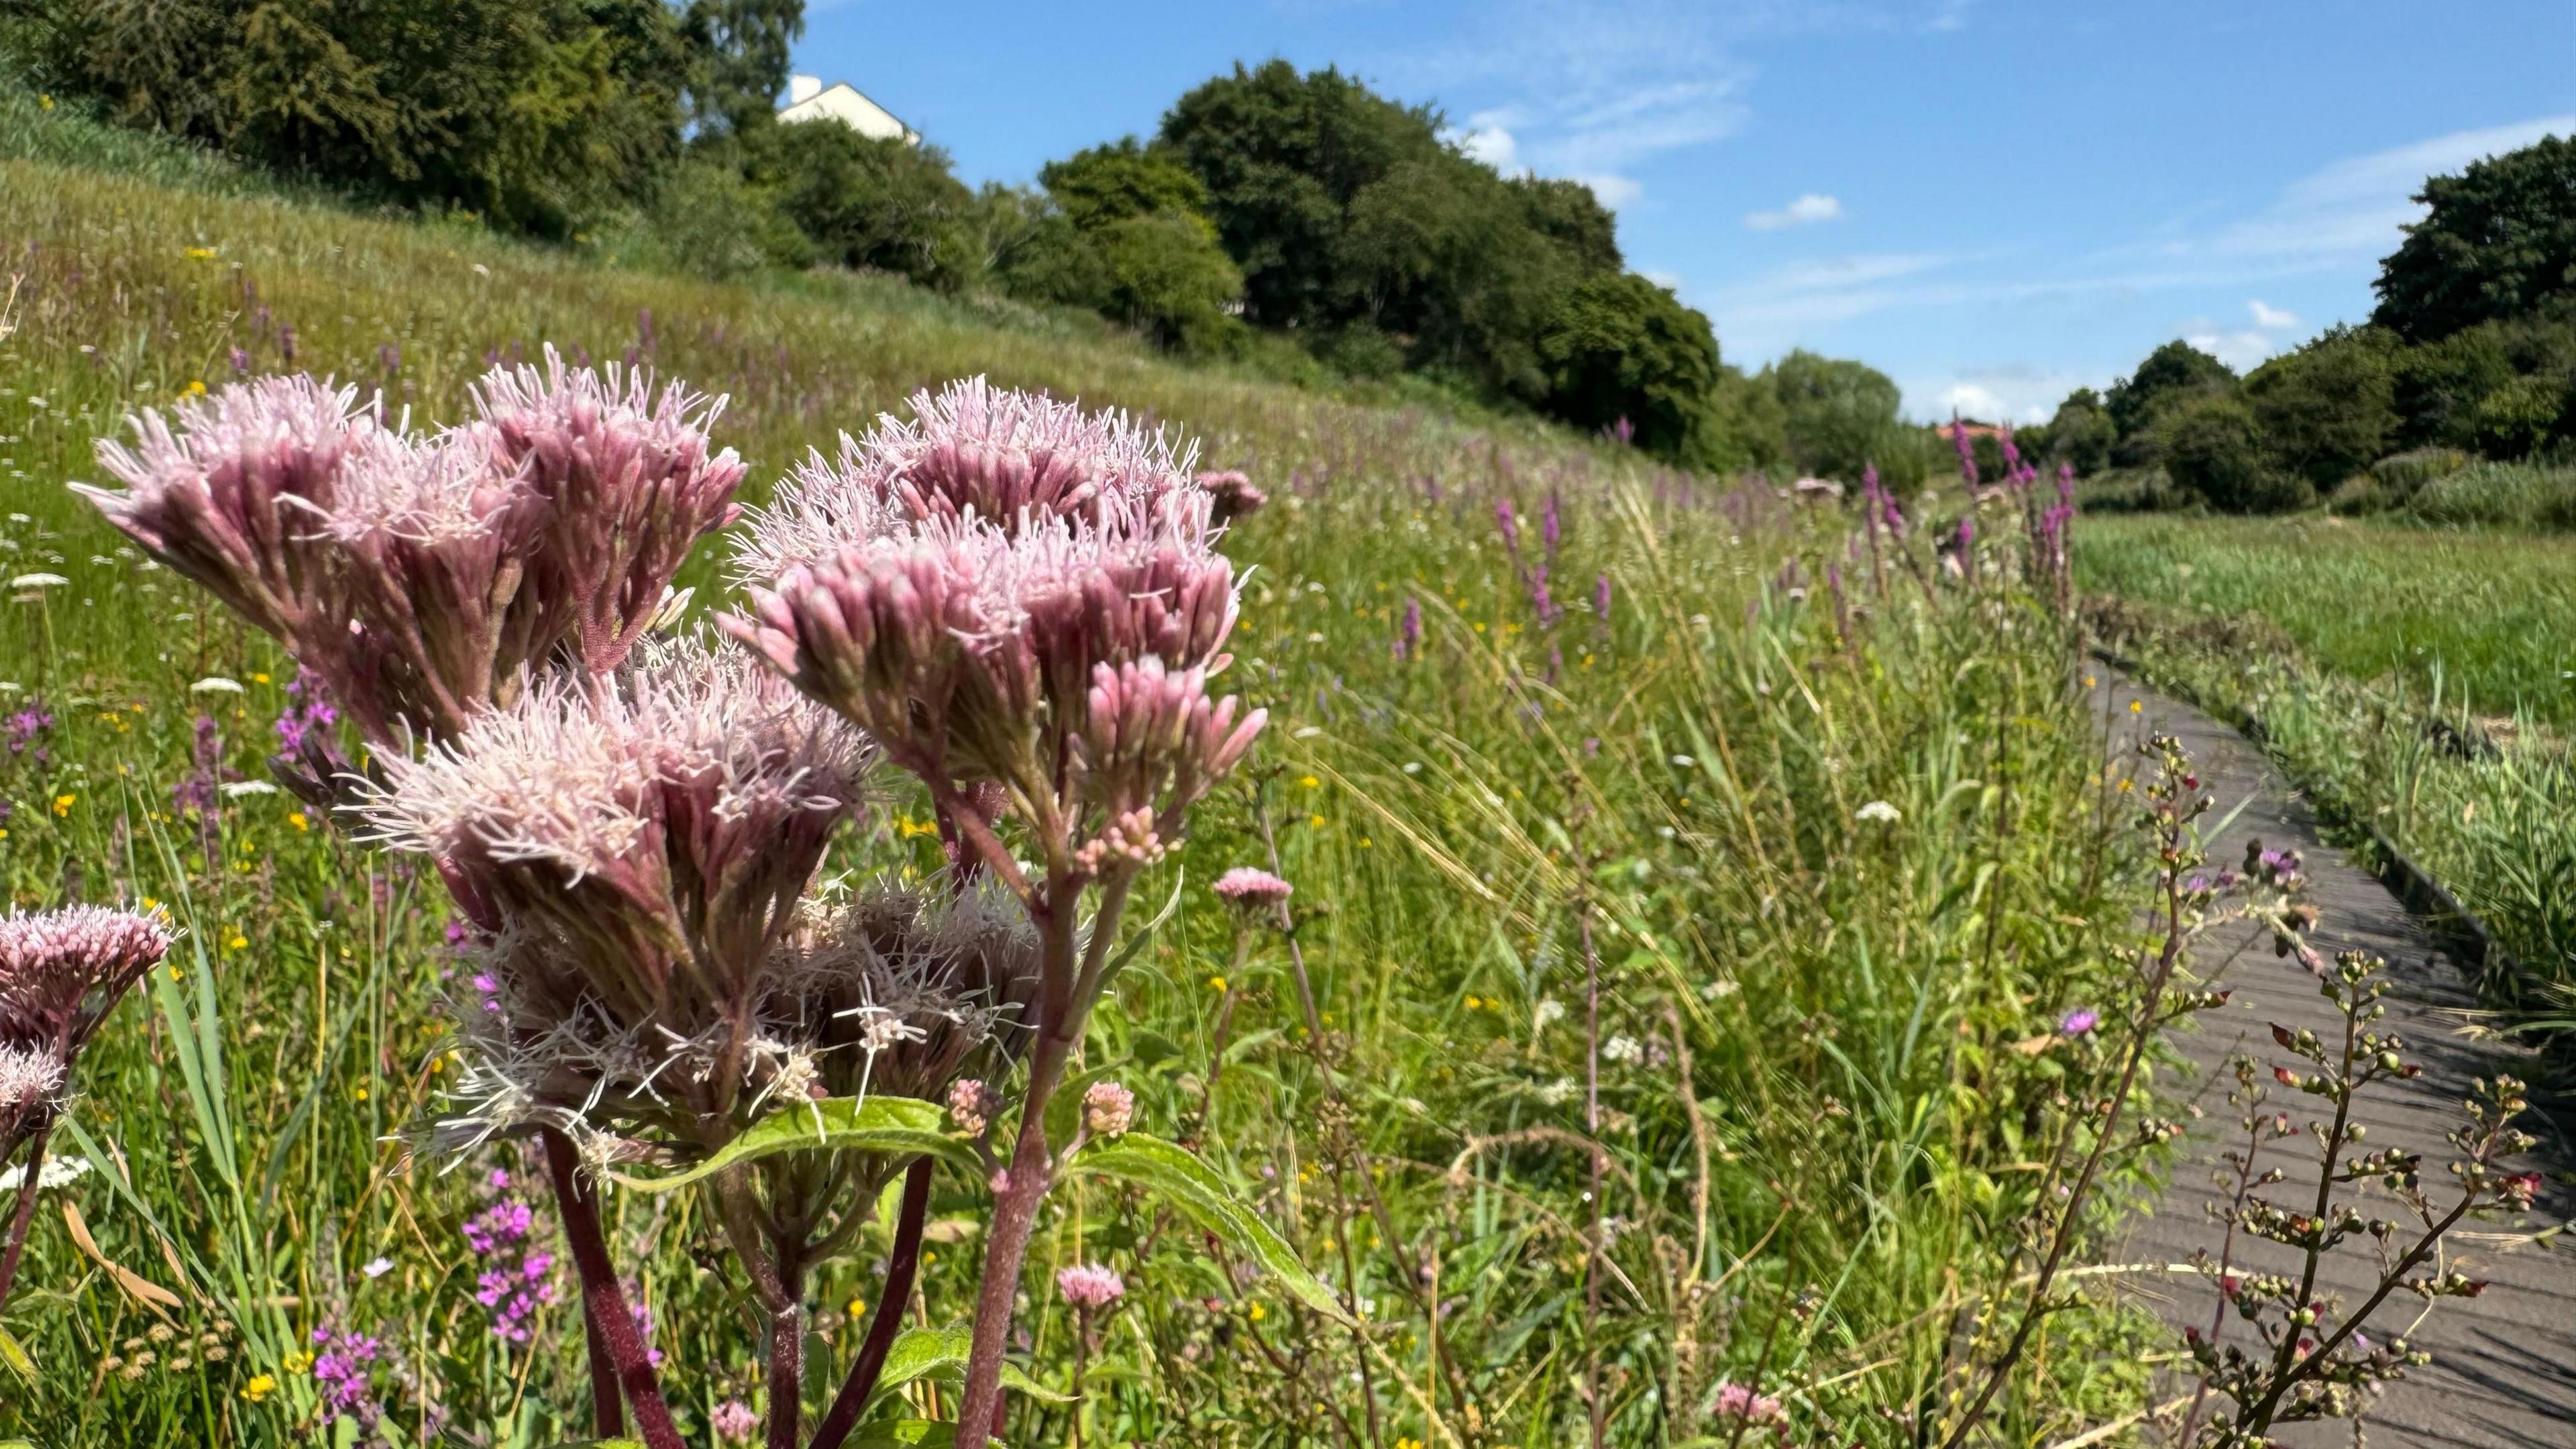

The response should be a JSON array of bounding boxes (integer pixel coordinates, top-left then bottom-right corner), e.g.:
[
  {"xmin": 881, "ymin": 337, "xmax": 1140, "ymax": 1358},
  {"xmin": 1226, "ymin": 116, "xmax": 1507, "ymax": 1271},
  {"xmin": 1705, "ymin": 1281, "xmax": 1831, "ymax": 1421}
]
[
  {"xmin": 1, "ymin": 133, "xmax": 2148, "ymax": 1447},
  {"xmin": 2079, "ymin": 513, "xmax": 2576, "ymax": 1000}
]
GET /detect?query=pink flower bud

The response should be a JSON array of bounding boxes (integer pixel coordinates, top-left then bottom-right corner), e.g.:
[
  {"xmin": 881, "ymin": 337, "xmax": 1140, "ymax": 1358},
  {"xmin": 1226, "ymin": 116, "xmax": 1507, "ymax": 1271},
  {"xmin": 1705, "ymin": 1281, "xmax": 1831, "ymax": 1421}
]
[
  {"xmin": 1081, "ymin": 1080, "xmax": 1134, "ymax": 1137},
  {"xmin": 1056, "ymin": 1262, "xmax": 1126, "ymax": 1310}
]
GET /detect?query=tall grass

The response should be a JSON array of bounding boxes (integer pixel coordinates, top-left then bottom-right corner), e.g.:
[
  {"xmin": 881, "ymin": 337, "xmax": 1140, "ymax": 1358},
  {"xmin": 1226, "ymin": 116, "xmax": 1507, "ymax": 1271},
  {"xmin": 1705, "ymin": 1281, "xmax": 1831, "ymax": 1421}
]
[
  {"xmin": 2080, "ymin": 515, "xmax": 2576, "ymax": 1006},
  {"xmin": 0, "ymin": 145, "xmax": 2154, "ymax": 1446}
]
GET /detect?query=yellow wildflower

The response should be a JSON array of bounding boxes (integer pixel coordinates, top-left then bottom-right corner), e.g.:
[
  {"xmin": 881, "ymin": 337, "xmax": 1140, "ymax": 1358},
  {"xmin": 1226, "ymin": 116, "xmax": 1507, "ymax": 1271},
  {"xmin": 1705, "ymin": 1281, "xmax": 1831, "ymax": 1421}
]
[
  {"xmin": 1298, "ymin": 775, "xmax": 1320, "ymax": 789},
  {"xmin": 252, "ymin": 673, "xmax": 270, "ymax": 685},
  {"xmin": 1207, "ymin": 975, "xmax": 1228, "ymax": 994},
  {"xmin": 183, "ymin": 247, "xmax": 217, "ymax": 260},
  {"xmin": 847, "ymin": 1296, "xmax": 868, "ymax": 1320},
  {"xmin": 288, "ymin": 812, "xmax": 309, "ymax": 832},
  {"xmin": 51, "ymin": 794, "xmax": 74, "ymax": 816},
  {"xmin": 226, "ymin": 933, "xmax": 248, "ymax": 950},
  {"xmin": 240, "ymin": 1373, "xmax": 276, "ymax": 1402}
]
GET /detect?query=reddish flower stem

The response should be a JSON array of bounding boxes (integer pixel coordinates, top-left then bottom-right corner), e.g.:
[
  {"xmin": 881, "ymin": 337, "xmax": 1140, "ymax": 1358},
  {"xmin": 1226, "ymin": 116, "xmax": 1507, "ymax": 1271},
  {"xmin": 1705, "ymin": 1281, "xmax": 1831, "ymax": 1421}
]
[
  {"xmin": 543, "ymin": 1128, "xmax": 684, "ymax": 1449},
  {"xmin": 810, "ymin": 1157, "xmax": 935, "ymax": 1449},
  {"xmin": 0, "ymin": 1124, "xmax": 52, "ymax": 1316}
]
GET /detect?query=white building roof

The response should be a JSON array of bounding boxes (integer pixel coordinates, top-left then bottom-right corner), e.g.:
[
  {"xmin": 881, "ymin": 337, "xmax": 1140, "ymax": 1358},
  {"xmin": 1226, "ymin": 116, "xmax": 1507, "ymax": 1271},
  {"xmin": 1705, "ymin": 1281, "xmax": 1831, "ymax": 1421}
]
[{"xmin": 779, "ymin": 76, "xmax": 918, "ymax": 144}]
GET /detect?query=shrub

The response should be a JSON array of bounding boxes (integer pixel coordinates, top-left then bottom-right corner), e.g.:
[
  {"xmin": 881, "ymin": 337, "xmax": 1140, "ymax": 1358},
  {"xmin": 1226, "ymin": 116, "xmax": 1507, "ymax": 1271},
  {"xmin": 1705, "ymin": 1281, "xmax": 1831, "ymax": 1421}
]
[
  {"xmin": 2466, "ymin": 371, "xmax": 2568, "ymax": 458},
  {"xmin": 2045, "ymin": 388, "xmax": 2117, "ymax": 474},
  {"xmin": 2243, "ymin": 325, "xmax": 2399, "ymax": 488},
  {"xmin": 2108, "ymin": 339, "xmax": 2235, "ymax": 463},
  {"xmin": 2371, "ymin": 445, "xmax": 2473, "ymax": 495},
  {"xmin": 2160, "ymin": 393, "xmax": 2310, "ymax": 512},
  {"xmin": 2404, "ymin": 460, "xmax": 2576, "ymax": 529},
  {"xmin": 745, "ymin": 121, "xmax": 977, "ymax": 290},
  {"xmin": 1087, "ymin": 210, "xmax": 1246, "ymax": 353},
  {"xmin": 1534, "ymin": 272, "xmax": 1722, "ymax": 466},
  {"xmin": 1762, "ymin": 348, "xmax": 1913, "ymax": 484}
]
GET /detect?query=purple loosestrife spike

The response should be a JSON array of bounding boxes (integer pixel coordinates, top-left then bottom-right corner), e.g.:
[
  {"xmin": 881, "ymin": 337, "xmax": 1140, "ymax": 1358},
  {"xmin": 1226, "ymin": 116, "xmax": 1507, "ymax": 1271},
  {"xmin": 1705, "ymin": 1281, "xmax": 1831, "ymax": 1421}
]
[
  {"xmin": 1055, "ymin": 1263, "xmax": 1125, "ymax": 1310},
  {"xmin": 2057, "ymin": 461, "xmax": 2076, "ymax": 506},
  {"xmin": 1494, "ymin": 497, "xmax": 1520, "ymax": 554},
  {"xmin": 1593, "ymin": 572, "xmax": 1612, "ymax": 621},
  {"xmin": 1398, "ymin": 598, "xmax": 1422, "ymax": 659},
  {"xmin": 1542, "ymin": 491, "xmax": 1562, "ymax": 558},
  {"xmin": 472, "ymin": 345, "xmax": 747, "ymax": 677},
  {"xmin": 1951, "ymin": 411, "xmax": 1979, "ymax": 488},
  {"xmin": 1998, "ymin": 424, "xmax": 2021, "ymax": 480}
]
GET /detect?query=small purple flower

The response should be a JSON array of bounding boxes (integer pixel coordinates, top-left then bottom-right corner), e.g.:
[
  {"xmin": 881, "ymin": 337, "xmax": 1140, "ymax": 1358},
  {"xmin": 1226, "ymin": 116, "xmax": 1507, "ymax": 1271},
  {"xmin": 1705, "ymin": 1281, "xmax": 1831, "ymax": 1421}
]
[
  {"xmin": 1593, "ymin": 572, "xmax": 1612, "ymax": 622},
  {"xmin": 309, "ymin": 1324, "xmax": 384, "ymax": 1426},
  {"xmin": 1397, "ymin": 598, "xmax": 1421, "ymax": 660},
  {"xmin": 1494, "ymin": 497, "xmax": 1519, "ymax": 553},
  {"xmin": 3, "ymin": 702, "xmax": 51, "ymax": 756},
  {"xmin": 1541, "ymin": 491, "xmax": 1562, "ymax": 558},
  {"xmin": 228, "ymin": 347, "xmax": 250, "ymax": 374},
  {"xmin": 1951, "ymin": 411, "xmax": 1979, "ymax": 488},
  {"xmin": 462, "ymin": 1174, "xmax": 559, "ymax": 1344},
  {"xmin": 2059, "ymin": 1008, "xmax": 2100, "ymax": 1037}
]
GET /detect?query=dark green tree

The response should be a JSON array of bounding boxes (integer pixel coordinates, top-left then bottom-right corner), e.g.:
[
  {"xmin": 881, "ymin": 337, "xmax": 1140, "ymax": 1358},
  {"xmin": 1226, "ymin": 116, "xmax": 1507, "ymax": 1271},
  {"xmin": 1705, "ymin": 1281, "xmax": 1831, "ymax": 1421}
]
[
  {"xmin": 2372, "ymin": 134, "xmax": 2576, "ymax": 342},
  {"xmin": 1534, "ymin": 272, "xmax": 1720, "ymax": 464},
  {"xmin": 1513, "ymin": 176, "xmax": 1622, "ymax": 274},
  {"xmin": 1763, "ymin": 350, "xmax": 1911, "ymax": 484},
  {"xmin": 2043, "ymin": 387, "xmax": 2116, "ymax": 475},
  {"xmin": 2161, "ymin": 393, "xmax": 2309, "ymax": 513},
  {"xmin": 745, "ymin": 120, "xmax": 975, "ymax": 290},
  {"xmin": 678, "ymin": 0, "xmax": 802, "ymax": 136},
  {"xmin": 1039, "ymin": 137, "xmax": 1210, "ymax": 229},
  {"xmin": 2242, "ymin": 326, "xmax": 2400, "ymax": 488},
  {"xmin": 2107, "ymin": 340, "xmax": 2235, "ymax": 462}
]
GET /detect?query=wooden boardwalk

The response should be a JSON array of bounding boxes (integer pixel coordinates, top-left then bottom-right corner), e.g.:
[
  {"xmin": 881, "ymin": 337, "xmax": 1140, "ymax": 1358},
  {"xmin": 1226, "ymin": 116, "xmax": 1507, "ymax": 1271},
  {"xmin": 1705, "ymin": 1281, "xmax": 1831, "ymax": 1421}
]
[{"xmin": 2096, "ymin": 676, "xmax": 2576, "ymax": 1447}]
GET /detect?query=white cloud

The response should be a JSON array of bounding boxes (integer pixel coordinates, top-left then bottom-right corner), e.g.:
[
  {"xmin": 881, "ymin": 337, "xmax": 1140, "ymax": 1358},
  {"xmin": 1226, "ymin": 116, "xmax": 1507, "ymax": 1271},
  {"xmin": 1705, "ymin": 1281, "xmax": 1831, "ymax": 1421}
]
[
  {"xmin": 1745, "ymin": 193, "xmax": 1843, "ymax": 231},
  {"xmin": 2247, "ymin": 299, "xmax": 2300, "ymax": 330},
  {"xmin": 1642, "ymin": 268, "xmax": 1683, "ymax": 290},
  {"xmin": 1452, "ymin": 118, "xmax": 1520, "ymax": 172},
  {"xmin": 2186, "ymin": 329, "xmax": 2281, "ymax": 372},
  {"xmin": 1940, "ymin": 382, "xmax": 2006, "ymax": 419},
  {"xmin": 1578, "ymin": 172, "xmax": 1645, "ymax": 208},
  {"xmin": 2212, "ymin": 115, "xmax": 2576, "ymax": 262},
  {"xmin": 1909, "ymin": 364, "xmax": 2094, "ymax": 425}
]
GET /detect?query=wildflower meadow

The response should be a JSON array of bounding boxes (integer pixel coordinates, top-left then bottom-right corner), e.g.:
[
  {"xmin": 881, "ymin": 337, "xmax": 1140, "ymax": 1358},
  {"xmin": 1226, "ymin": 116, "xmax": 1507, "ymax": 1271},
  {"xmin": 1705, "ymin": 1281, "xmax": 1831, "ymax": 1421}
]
[{"xmin": 0, "ymin": 119, "xmax": 2546, "ymax": 1449}]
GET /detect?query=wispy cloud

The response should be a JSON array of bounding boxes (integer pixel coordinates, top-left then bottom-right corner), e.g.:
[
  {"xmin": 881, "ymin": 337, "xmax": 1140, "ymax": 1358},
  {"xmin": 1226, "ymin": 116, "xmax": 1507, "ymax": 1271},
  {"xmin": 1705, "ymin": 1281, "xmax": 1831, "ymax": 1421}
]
[
  {"xmin": 2247, "ymin": 299, "xmax": 2300, "ymax": 329},
  {"xmin": 2208, "ymin": 115, "xmax": 2576, "ymax": 262},
  {"xmin": 1746, "ymin": 193, "xmax": 1843, "ymax": 230}
]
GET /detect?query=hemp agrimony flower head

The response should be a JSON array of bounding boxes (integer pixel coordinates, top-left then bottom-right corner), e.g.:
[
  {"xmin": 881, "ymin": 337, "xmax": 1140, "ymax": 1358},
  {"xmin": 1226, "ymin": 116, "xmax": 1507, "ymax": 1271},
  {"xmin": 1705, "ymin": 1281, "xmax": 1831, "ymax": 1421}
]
[
  {"xmin": 0, "ymin": 906, "xmax": 171, "ymax": 1139},
  {"xmin": 1211, "ymin": 867, "xmax": 1293, "ymax": 914},
  {"xmin": 767, "ymin": 877, "xmax": 1042, "ymax": 1106},
  {"xmin": 83, "ymin": 376, "xmax": 386, "ymax": 645},
  {"xmin": 83, "ymin": 356, "xmax": 747, "ymax": 749},
  {"xmin": 470, "ymin": 347, "xmax": 746, "ymax": 676},
  {"xmin": 358, "ymin": 636, "xmax": 873, "ymax": 1147}
]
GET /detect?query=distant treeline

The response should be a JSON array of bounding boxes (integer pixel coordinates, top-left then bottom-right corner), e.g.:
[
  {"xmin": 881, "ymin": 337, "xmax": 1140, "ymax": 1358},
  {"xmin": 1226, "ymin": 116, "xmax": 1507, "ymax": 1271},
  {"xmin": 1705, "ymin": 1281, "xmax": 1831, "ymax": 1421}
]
[
  {"xmin": 2043, "ymin": 134, "xmax": 2576, "ymax": 513},
  {"xmin": 0, "ymin": 0, "xmax": 1949, "ymax": 479}
]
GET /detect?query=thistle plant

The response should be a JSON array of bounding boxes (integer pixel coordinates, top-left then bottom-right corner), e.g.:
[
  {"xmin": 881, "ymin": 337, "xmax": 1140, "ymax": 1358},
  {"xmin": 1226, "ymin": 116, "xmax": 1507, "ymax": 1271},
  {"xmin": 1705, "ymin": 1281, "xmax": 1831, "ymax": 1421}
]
[
  {"xmin": 0, "ymin": 905, "xmax": 172, "ymax": 1315},
  {"xmin": 2169, "ymin": 955, "xmax": 2538, "ymax": 1443},
  {"xmin": 723, "ymin": 376, "xmax": 1274, "ymax": 1444}
]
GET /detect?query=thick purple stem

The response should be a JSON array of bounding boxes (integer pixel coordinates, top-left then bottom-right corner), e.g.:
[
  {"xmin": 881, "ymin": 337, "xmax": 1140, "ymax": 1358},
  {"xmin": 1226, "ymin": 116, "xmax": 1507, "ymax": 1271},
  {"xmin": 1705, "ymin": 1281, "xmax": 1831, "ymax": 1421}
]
[
  {"xmin": 810, "ymin": 1157, "xmax": 935, "ymax": 1449},
  {"xmin": 543, "ymin": 1128, "xmax": 684, "ymax": 1449}
]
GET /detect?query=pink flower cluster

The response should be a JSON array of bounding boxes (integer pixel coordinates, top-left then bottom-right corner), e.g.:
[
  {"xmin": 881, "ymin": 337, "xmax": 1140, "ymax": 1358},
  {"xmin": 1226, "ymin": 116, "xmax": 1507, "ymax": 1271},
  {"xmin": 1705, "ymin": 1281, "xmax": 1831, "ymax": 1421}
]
[
  {"xmin": 0, "ymin": 905, "xmax": 171, "ymax": 1065},
  {"xmin": 710, "ymin": 1398, "xmax": 759, "ymax": 1442},
  {"xmin": 1056, "ymin": 1262, "xmax": 1126, "ymax": 1311},
  {"xmin": 725, "ymin": 378, "xmax": 1264, "ymax": 880},
  {"xmin": 1212, "ymin": 867, "xmax": 1292, "ymax": 912},
  {"xmin": 81, "ymin": 352, "xmax": 743, "ymax": 744},
  {"xmin": 1080, "ymin": 1080, "xmax": 1134, "ymax": 1137},
  {"xmin": 463, "ymin": 1171, "xmax": 558, "ymax": 1344},
  {"xmin": 1713, "ymin": 1380, "xmax": 1786, "ymax": 1425}
]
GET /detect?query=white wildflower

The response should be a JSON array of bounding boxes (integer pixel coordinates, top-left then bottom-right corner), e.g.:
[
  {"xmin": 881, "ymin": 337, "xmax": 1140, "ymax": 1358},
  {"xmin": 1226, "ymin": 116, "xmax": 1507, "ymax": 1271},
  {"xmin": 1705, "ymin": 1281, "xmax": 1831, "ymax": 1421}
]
[
  {"xmin": 219, "ymin": 780, "xmax": 278, "ymax": 799},
  {"xmin": 1856, "ymin": 800, "xmax": 1901, "ymax": 824},
  {"xmin": 1532, "ymin": 999, "xmax": 1566, "ymax": 1031},
  {"xmin": 0, "ymin": 1153, "xmax": 90, "ymax": 1192},
  {"xmin": 8, "ymin": 572, "xmax": 68, "ymax": 589},
  {"xmin": 190, "ymin": 676, "xmax": 246, "ymax": 695},
  {"xmin": 362, "ymin": 1256, "xmax": 394, "ymax": 1279},
  {"xmin": 1601, "ymin": 1034, "xmax": 1644, "ymax": 1065}
]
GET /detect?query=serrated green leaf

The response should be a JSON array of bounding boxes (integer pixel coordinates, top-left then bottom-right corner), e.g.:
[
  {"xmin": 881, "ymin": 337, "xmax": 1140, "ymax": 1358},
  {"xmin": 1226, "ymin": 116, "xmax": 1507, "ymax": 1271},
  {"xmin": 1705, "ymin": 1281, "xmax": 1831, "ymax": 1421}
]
[
  {"xmin": 1067, "ymin": 1133, "xmax": 1354, "ymax": 1326},
  {"xmin": 877, "ymin": 1326, "xmax": 1071, "ymax": 1403},
  {"xmin": 606, "ymin": 1096, "xmax": 972, "ymax": 1193},
  {"xmin": 845, "ymin": 1421, "xmax": 954, "ymax": 1449}
]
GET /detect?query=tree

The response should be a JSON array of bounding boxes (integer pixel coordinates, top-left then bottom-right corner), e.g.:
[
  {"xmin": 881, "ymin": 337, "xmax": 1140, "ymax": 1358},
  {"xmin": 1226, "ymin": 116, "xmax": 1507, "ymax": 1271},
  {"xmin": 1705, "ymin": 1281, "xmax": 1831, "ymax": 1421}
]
[
  {"xmin": 1763, "ymin": 350, "xmax": 1911, "ymax": 484},
  {"xmin": 11, "ymin": 0, "xmax": 687, "ymax": 237},
  {"xmin": 1513, "ymin": 176, "xmax": 1621, "ymax": 274},
  {"xmin": 678, "ymin": 0, "xmax": 803, "ymax": 137},
  {"xmin": 2044, "ymin": 388, "xmax": 2116, "ymax": 475},
  {"xmin": 2107, "ymin": 340, "xmax": 2235, "ymax": 462},
  {"xmin": 2161, "ymin": 393, "xmax": 2309, "ymax": 513},
  {"xmin": 1039, "ymin": 138, "xmax": 1210, "ymax": 229},
  {"xmin": 2373, "ymin": 134, "xmax": 2576, "ymax": 342},
  {"xmin": 745, "ymin": 120, "xmax": 975, "ymax": 290},
  {"xmin": 1534, "ymin": 272, "xmax": 1720, "ymax": 465},
  {"xmin": 2243, "ymin": 327, "xmax": 2399, "ymax": 488}
]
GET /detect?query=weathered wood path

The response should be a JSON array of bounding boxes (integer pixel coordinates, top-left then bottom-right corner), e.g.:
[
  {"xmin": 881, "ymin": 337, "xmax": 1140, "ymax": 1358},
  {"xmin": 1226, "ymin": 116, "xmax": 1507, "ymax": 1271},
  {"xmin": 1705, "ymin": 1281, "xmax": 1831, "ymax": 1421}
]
[{"xmin": 2098, "ymin": 675, "xmax": 2576, "ymax": 1447}]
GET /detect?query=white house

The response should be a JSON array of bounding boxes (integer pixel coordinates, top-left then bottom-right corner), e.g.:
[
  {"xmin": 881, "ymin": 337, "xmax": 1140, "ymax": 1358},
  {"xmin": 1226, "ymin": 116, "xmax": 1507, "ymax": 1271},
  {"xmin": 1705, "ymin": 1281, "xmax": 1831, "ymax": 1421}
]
[{"xmin": 777, "ymin": 75, "xmax": 918, "ymax": 144}]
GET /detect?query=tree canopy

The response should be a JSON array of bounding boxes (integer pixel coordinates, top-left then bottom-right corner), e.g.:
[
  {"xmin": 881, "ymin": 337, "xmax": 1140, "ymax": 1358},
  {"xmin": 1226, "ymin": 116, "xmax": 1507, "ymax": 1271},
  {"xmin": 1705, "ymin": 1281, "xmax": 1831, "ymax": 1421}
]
[{"xmin": 2373, "ymin": 134, "xmax": 2576, "ymax": 343}]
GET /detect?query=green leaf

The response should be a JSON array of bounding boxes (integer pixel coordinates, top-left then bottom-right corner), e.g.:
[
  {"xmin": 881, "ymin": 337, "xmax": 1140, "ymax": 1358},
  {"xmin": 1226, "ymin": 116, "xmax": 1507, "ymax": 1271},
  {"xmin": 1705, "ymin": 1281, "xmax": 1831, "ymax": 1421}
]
[
  {"xmin": 0, "ymin": 1324, "xmax": 34, "ymax": 1387},
  {"xmin": 1089, "ymin": 869, "xmax": 1185, "ymax": 1002},
  {"xmin": 605, "ymin": 1096, "xmax": 973, "ymax": 1193},
  {"xmin": 1067, "ymin": 1133, "xmax": 1355, "ymax": 1326},
  {"xmin": 877, "ymin": 1327, "xmax": 1071, "ymax": 1403},
  {"xmin": 844, "ymin": 1423, "xmax": 954, "ymax": 1449}
]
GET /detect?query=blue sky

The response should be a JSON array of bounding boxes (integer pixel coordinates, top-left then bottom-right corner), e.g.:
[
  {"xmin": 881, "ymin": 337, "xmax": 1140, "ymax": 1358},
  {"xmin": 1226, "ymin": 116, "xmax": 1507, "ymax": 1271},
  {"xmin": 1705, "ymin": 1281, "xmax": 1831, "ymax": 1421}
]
[{"xmin": 796, "ymin": 1, "xmax": 2576, "ymax": 422}]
